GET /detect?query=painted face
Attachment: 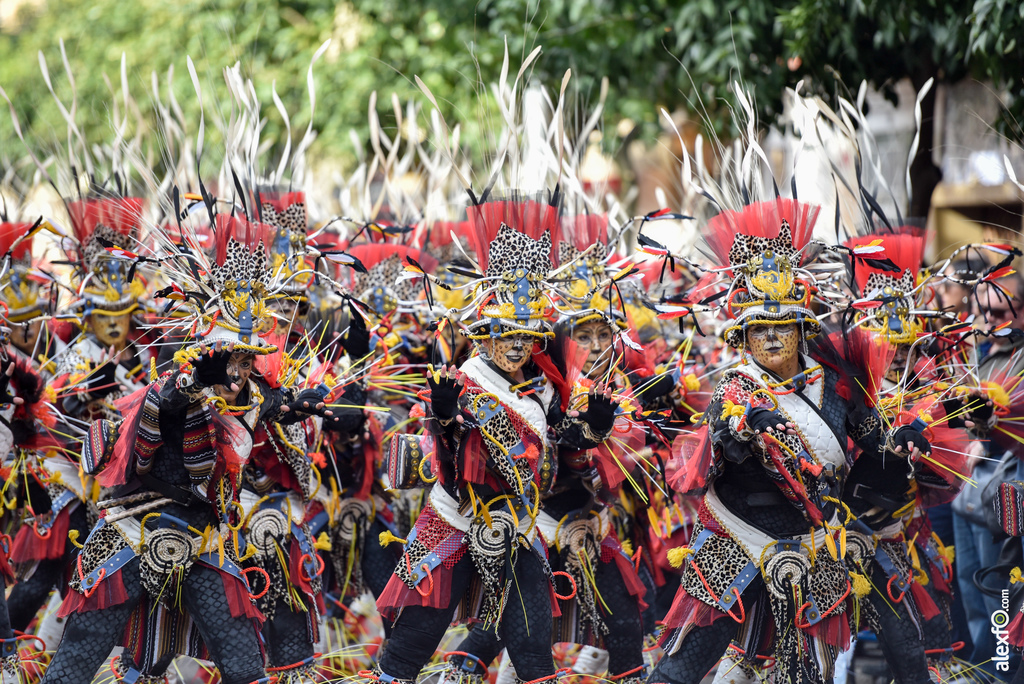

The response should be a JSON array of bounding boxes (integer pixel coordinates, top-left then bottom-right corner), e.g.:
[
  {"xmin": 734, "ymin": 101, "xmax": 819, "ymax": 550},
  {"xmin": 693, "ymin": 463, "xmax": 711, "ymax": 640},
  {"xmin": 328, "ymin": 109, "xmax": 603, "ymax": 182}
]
[
  {"xmin": 487, "ymin": 333, "xmax": 534, "ymax": 375},
  {"xmin": 746, "ymin": 323, "xmax": 800, "ymax": 375},
  {"xmin": 11, "ymin": 318, "xmax": 43, "ymax": 356},
  {"xmin": 89, "ymin": 312, "xmax": 132, "ymax": 347},
  {"xmin": 571, "ymin": 320, "xmax": 615, "ymax": 377},
  {"xmin": 886, "ymin": 344, "xmax": 917, "ymax": 383},
  {"xmin": 214, "ymin": 352, "xmax": 255, "ymax": 403},
  {"xmin": 269, "ymin": 298, "xmax": 300, "ymax": 334}
]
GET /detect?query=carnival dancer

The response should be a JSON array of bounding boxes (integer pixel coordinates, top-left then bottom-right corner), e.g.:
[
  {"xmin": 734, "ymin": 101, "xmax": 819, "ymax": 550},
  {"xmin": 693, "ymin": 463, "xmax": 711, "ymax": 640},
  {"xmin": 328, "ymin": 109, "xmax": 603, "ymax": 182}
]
[
  {"xmin": 7, "ymin": 196, "xmax": 155, "ymax": 638},
  {"xmin": 369, "ymin": 195, "xmax": 621, "ymax": 684},
  {"xmin": 0, "ymin": 219, "xmax": 60, "ymax": 374},
  {"xmin": 0, "ymin": 320, "xmax": 59, "ymax": 680},
  {"xmin": 840, "ymin": 228, "xmax": 984, "ymax": 683},
  {"xmin": 236, "ymin": 188, "xmax": 377, "ymax": 681},
  {"xmin": 440, "ymin": 223, "xmax": 654, "ymax": 684},
  {"xmin": 648, "ymin": 199, "xmax": 931, "ymax": 684},
  {"xmin": 38, "ymin": 214, "xmax": 335, "ymax": 684}
]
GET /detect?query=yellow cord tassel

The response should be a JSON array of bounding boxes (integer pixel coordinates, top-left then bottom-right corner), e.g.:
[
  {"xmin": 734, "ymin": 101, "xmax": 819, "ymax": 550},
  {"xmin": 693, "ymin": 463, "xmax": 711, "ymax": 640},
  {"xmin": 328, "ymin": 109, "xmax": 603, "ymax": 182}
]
[
  {"xmin": 314, "ymin": 532, "xmax": 332, "ymax": 551},
  {"xmin": 1010, "ymin": 567, "xmax": 1023, "ymax": 585},
  {"xmin": 667, "ymin": 546, "xmax": 693, "ymax": 569},
  {"xmin": 823, "ymin": 531, "xmax": 838, "ymax": 561},
  {"xmin": 379, "ymin": 530, "xmax": 407, "ymax": 548},
  {"xmin": 620, "ymin": 539, "xmax": 634, "ymax": 557},
  {"xmin": 850, "ymin": 572, "xmax": 872, "ymax": 597},
  {"xmin": 68, "ymin": 529, "xmax": 84, "ymax": 549},
  {"xmin": 908, "ymin": 543, "xmax": 929, "ymax": 586}
]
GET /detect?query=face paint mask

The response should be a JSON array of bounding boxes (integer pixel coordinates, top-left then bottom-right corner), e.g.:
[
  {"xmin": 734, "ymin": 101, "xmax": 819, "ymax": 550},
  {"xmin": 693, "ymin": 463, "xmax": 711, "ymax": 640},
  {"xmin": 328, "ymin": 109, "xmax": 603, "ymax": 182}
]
[
  {"xmin": 215, "ymin": 352, "xmax": 255, "ymax": 401},
  {"xmin": 270, "ymin": 299, "xmax": 300, "ymax": 334},
  {"xmin": 90, "ymin": 313, "xmax": 132, "ymax": 347},
  {"xmin": 746, "ymin": 323, "xmax": 800, "ymax": 375},
  {"xmin": 571, "ymin": 320, "xmax": 615, "ymax": 376},
  {"xmin": 488, "ymin": 334, "xmax": 534, "ymax": 374},
  {"xmin": 886, "ymin": 344, "xmax": 915, "ymax": 383},
  {"xmin": 11, "ymin": 318, "xmax": 43, "ymax": 355}
]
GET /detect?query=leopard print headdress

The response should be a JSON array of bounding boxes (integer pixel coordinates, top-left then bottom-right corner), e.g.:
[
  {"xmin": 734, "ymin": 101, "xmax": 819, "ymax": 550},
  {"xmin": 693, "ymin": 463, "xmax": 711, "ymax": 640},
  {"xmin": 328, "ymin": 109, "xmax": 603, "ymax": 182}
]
[
  {"xmin": 466, "ymin": 224, "xmax": 555, "ymax": 340},
  {"xmin": 846, "ymin": 229, "xmax": 925, "ymax": 345},
  {"xmin": 0, "ymin": 221, "xmax": 45, "ymax": 323},
  {"xmin": 260, "ymin": 190, "xmax": 313, "ymax": 301},
  {"xmin": 461, "ymin": 196, "xmax": 560, "ymax": 340},
  {"xmin": 67, "ymin": 198, "xmax": 148, "ymax": 316},
  {"xmin": 704, "ymin": 199, "xmax": 823, "ymax": 348},
  {"xmin": 188, "ymin": 215, "xmax": 278, "ymax": 355}
]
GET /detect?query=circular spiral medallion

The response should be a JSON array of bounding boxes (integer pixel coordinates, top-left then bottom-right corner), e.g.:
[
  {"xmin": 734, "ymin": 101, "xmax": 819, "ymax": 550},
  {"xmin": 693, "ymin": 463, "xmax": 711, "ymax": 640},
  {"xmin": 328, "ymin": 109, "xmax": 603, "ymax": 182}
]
[
  {"xmin": 335, "ymin": 498, "xmax": 373, "ymax": 542},
  {"xmin": 247, "ymin": 508, "xmax": 289, "ymax": 554},
  {"xmin": 469, "ymin": 510, "xmax": 516, "ymax": 560},
  {"xmin": 559, "ymin": 518, "xmax": 599, "ymax": 565},
  {"xmin": 764, "ymin": 549, "xmax": 811, "ymax": 600},
  {"xmin": 844, "ymin": 531, "xmax": 873, "ymax": 562}
]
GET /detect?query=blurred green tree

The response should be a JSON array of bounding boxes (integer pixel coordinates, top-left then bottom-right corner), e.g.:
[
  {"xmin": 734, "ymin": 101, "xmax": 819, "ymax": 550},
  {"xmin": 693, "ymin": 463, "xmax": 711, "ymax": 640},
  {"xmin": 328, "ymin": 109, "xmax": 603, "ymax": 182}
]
[{"xmin": 0, "ymin": 0, "xmax": 1020, "ymax": 198}]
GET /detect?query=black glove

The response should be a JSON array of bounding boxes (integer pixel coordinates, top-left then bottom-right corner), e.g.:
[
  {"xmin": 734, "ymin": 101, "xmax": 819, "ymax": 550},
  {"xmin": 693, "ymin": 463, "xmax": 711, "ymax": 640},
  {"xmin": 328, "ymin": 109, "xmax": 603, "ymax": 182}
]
[
  {"xmin": 890, "ymin": 425, "xmax": 931, "ymax": 458},
  {"xmin": 0, "ymin": 357, "xmax": 16, "ymax": 405},
  {"xmin": 85, "ymin": 361, "xmax": 118, "ymax": 400},
  {"xmin": 427, "ymin": 368, "xmax": 463, "ymax": 421},
  {"xmin": 191, "ymin": 349, "xmax": 233, "ymax": 389},
  {"xmin": 580, "ymin": 391, "xmax": 619, "ymax": 435},
  {"xmin": 285, "ymin": 387, "xmax": 329, "ymax": 416},
  {"xmin": 320, "ymin": 385, "xmax": 367, "ymax": 433},
  {"xmin": 745, "ymin": 407, "xmax": 789, "ymax": 434},
  {"xmin": 342, "ymin": 303, "xmax": 371, "ymax": 360},
  {"xmin": 965, "ymin": 396, "xmax": 995, "ymax": 424}
]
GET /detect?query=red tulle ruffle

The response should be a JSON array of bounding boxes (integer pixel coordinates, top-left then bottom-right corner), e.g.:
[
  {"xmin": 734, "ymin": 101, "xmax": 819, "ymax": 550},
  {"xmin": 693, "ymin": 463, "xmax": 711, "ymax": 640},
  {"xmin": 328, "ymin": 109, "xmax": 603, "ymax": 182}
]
[
  {"xmin": 11, "ymin": 506, "xmax": 71, "ymax": 563},
  {"xmin": 667, "ymin": 424, "xmax": 712, "ymax": 495},
  {"xmin": 58, "ymin": 567, "xmax": 130, "ymax": 616}
]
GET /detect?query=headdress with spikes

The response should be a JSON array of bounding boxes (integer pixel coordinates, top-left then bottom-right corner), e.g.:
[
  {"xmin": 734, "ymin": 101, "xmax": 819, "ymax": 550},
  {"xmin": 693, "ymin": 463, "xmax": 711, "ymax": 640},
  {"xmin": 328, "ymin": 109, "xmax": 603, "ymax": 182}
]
[
  {"xmin": 0, "ymin": 220, "xmax": 46, "ymax": 323},
  {"xmin": 462, "ymin": 194, "xmax": 559, "ymax": 340},
  {"xmin": 260, "ymin": 189, "xmax": 313, "ymax": 302},
  {"xmin": 846, "ymin": 228, "xmax": 926, "ymax": 345},
  {"xmin": 67, "ymin": 196, "xmax": 148, "ymax": 316},
  {"xmin": 708, "ymin": 198, "xmax": 823, "ymax": 348}
]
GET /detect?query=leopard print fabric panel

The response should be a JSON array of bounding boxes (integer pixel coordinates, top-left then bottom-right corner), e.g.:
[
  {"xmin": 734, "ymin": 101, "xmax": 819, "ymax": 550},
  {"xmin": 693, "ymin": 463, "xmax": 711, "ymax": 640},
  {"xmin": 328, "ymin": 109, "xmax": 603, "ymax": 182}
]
[
  {"xmin": 485, "ymin": 225, "xmax": 552, "ymax": 279},
  {"xmin": 678, "ymin": 520, "xmax": 752, "ymax": 607},
  {"xmin": 458, "ymin": 386, "xmax": 538, "ymax": 494},
  {"xmin": 69, "ymin": 523, "xmax": 130, "ymax": 594},
  {"xmin": 82, "ymin": 224, "xmax": 133, "ymax": 273},
  {"xmin": 260, "ymin": 201, "xmax": 307, "ymax": 236},
  {"xmin": 862, "ymin": 269, "xmax": 915, "ymax": 298},
  {"xmin": 210, "ymin": 238, "xmax": 269, "ymax": 291}
]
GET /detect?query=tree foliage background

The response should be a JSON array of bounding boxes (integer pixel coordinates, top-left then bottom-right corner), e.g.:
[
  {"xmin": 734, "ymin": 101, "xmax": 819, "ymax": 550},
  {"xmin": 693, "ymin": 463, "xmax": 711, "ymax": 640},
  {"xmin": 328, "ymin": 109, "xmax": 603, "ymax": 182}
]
[{"xmin": 1, "ymin": 0, "xmax": 1022, "ymax": 179}]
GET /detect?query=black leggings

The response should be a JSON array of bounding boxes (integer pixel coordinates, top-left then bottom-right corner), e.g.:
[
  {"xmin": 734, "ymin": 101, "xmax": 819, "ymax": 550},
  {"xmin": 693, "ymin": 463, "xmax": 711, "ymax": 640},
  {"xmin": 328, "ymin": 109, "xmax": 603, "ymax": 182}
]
[
  {"xmin": 865, "ymin": 562, "xmax": 931, "ymax": 684},
  {"xmin": 449, "ymin": 556, "xmax": 645, "ymax": 678},
  {"xmin": 364, "ymin": 518, "xmax": 402, "ymax": 599},
  {"xmin": 0, "ymin": 576, "xmax": 12, "ymax": 641},
  {"xmin": 262, "ymin": 596, "xmax": 315, "ymax": 669},
  {"xmin": 40, "ymin": 558, "xmax": 266, "ymax": 684},
  {"xmin": 378, "ymin": 551, "xmax": 555, "ymax": 681}
]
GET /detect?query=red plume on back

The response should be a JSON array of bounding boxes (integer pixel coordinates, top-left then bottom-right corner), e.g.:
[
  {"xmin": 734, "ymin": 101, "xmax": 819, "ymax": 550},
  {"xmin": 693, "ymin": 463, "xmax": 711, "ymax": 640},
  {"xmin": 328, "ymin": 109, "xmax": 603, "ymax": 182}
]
[
  {"xmin": 0, "ymin": 223, "xmax": 33, "ymax": 260},
  {"xmin": 562, "ymin": 213, "xmax": 608, "ymax": 254},
  {"xmin": 423, "ymin": 219, "xmax": 471, "ymax": 248},
  {"xmin": 67, "ymin": 198, "xmax": 144, "ymax": 245},
  {"xmin": 260, "ymin": 191, "xmax": 305, "ymax": 214},
  {"xmin": 345, "ymin": 244, "xmax": 439, "ymax": 273},
  {"xmin": 846, "ymin": 228, "xmax": 925, "ymax": 294},
  {"xmin": 214, "ymin": 215, "xmax": 273, "ymax": 266},
  {"xmin": 467, "ymin": 199, "xmax": 559, "ymax": 271},
  {"xmin": 703, "ymin": 198, "xmax": 820, "ymax": 268}
]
